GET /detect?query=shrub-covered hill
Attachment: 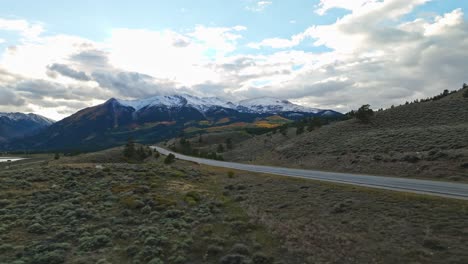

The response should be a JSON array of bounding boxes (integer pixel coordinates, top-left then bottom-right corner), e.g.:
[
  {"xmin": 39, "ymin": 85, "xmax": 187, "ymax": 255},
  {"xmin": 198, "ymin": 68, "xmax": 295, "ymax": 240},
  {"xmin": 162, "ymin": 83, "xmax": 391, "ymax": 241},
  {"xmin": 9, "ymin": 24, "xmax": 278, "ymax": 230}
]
[
  {"xmin": 0, "ymin": 159, "xmax": 283, "ymax": 263},
  {"xmin": 224, "ymin": 88, "xmax": 468, "ymax": 181}
]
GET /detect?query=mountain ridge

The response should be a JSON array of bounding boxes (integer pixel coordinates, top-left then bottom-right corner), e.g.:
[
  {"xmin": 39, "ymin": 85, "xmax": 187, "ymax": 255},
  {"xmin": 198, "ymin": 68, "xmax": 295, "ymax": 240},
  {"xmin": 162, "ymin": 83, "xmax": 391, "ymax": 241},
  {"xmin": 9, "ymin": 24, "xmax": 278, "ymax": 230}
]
[
  {"xmin": 0, "ymin": 112, "xmax": 55, "ymax": 125},
  {"xmin": 115, "ymin": 94, "xmax": 327, "ymax": 115},
  {"xmin": 0, "ymin": 112, "xmax": 54, "ymax": 142}
]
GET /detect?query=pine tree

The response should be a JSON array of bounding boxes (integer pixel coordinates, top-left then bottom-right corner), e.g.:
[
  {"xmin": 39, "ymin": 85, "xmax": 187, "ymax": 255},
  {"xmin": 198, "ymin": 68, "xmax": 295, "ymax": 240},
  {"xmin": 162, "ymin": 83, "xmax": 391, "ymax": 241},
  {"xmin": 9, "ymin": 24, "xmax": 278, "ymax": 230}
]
[
  {"xmin": 217, "ymin": 144, "xmax": 225, "ymax": 153},
  {"xmin": 164, "ymin": 153, "xmax": 176, "ymax": 164},
  {"xmin": 225, "ymin": 138, "xmax": 233, "ymax": 150},
  {"xmin": 296, "ymin": 123, "xmax": 305, "ymax": 135},
  {"xmin": 123, "ymin": 139, "xmax": 136, "ymax": 159},
  {"xmin": 279, "ymin": 125, "xmax": 288, "ymax": 136},
  {"xmin": 179, "ymin": 138, "xmax": 192, "ymax": 154},
  {"xmin": 137, "ymin": 146, "xmax": 149, "ymax": 160},
  {"xmin": 355, "ymin": 104, "xmax": 374, "ymax": 123}
]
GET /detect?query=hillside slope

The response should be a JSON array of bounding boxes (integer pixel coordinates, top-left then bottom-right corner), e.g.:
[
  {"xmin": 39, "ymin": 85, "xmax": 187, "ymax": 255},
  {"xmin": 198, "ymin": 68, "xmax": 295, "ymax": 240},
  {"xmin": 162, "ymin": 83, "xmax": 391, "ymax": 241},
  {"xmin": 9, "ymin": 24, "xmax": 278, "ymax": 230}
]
[{"xmin": 224, "ymin": 88, "xmax": 468, "ymax": 181}]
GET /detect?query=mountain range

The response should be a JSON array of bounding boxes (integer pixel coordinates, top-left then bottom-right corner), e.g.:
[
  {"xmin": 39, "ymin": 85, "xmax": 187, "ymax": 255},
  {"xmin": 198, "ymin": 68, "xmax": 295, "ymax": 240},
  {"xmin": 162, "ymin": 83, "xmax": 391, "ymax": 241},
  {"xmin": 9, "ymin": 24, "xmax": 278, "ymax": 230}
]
[
  {"xmin": 0, "ymin": 113, "xmax": 54, "ymax": 143},
  {"xmin": 0, "ymin": 94, "xmax": 342, "ymax": 151},
  {"xmin": 116, "ymin": 94, "xmax": 332, "ymax": 115}
]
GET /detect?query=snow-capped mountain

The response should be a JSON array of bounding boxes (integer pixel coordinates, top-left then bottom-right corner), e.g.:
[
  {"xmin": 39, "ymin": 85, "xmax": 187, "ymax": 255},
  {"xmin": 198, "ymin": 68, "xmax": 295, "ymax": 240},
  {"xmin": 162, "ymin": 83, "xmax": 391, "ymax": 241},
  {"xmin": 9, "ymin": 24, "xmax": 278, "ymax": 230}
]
[
  {"xmin": 117, "ymin": 94, "xmax": 324, "ymax": 115},
  {"xmin": 2, "ymin": 95, "xmax": 341, "ymax": 151},
  {"xmin": 117, "ymin": 94, "xmax": 237, "ymax": 113},
  {"xmin": 0, "ymin": 112, "xmax": 54, "ymax": 141}
]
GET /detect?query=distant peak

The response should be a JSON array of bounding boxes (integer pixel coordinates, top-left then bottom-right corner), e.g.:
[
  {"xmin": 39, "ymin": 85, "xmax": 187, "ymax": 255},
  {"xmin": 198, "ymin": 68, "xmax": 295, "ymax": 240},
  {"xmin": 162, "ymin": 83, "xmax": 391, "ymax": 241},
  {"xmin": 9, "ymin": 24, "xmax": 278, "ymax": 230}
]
[{"xmin": 105, "ymin": 98, "xmax": 118, "ymax": 103}]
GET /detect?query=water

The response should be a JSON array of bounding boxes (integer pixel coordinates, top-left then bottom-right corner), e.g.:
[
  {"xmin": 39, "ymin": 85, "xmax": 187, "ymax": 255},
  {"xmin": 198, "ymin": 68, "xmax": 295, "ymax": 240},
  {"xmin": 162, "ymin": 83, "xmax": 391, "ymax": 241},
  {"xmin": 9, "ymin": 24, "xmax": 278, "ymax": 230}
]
[{"xmin": 0, "ymin": 157, "xmax": 25, "ymax": 163}]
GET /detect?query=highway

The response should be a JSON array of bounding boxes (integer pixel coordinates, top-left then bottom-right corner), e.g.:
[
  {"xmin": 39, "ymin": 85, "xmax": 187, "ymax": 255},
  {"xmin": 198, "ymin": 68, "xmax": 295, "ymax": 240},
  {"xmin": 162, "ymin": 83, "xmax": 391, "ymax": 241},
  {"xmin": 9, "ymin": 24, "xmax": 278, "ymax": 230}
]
[{"xmin": 153, "ymin": 146, "xmax": 468, "ymax": 200}]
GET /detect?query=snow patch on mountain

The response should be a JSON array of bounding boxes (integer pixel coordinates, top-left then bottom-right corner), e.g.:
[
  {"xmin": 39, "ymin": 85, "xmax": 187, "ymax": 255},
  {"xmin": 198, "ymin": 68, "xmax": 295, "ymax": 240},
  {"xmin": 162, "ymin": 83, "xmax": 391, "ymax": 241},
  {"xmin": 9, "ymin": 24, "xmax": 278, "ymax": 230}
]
[
  {"xmin": 117, "ymin": 95, "xmax": 185, "ymax": 111},
  {"xmin": 183, "ymin": 94, "xmax": 236, "ymax": 112},
  {"xmin": 238, "ymin": 97, "xmax": 321, "ymax": 114}
]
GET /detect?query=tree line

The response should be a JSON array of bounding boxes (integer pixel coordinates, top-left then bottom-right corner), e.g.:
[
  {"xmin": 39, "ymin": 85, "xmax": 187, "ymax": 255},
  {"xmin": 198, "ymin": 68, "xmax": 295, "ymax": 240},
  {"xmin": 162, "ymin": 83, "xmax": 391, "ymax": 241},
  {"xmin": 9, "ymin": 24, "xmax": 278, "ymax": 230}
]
[{"xmin": 170, "ymin": 137, "xmax": 233, "ymax": 161}]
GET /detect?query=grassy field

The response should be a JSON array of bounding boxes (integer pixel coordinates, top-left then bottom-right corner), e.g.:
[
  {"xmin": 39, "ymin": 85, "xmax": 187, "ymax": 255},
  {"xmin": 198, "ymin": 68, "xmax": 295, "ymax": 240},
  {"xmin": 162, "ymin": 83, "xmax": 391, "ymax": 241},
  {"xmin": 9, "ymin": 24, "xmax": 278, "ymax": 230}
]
[{"xmin": 0, "ymin": 149, "xmax": 467, "ymax": 263}]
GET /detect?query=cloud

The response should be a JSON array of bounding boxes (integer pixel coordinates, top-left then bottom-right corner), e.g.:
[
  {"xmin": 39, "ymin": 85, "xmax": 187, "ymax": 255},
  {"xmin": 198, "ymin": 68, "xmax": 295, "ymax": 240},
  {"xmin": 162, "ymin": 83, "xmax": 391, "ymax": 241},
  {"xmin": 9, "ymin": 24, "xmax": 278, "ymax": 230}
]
[
  {"xmin": 246, "ymin": 1, "xmax": 273, "ymax": 12},
  {"xmin": 15, "ymin": 79, "xmax": 110, "ymax": 101},
  {"xmin": 47, "ymin": 63, "xmax": 91, "ymax": 81},
  {"xmin": 315, "ymin": 0, "xmax": 375, "ymax": 15},
  {"xmin": 189, "ymin": 25, "xmax": 246, "ymax": 55},
  {"xmin": 0, "ymin": 17, "xmax": 44, "ymax": 39},
  {"xmin": 1, "ymin": 34, "xmax": 98, "ymax": 79},
  {"xmin": 0, "ymin": 24, "xmax": 248, "ymax": 119},
  {"xmin": 248, "ymin": 33, "xmax": 306, "ymax": 49},
  {"xmin": 70, "ymin": 49, "xmax": 110, "ymax": 70},
  {"xmin": 0, "ymin": 87, "xmax": 25, "ymax": 106},
  {"xmin": 237, "ymin": 3, "xmax": 468, "ymax": 112},
  {"xmin": 251, "ymin": 0, "xmax": 430, "ymax": 51},
  {"xmin": 91, "ymin": 71, "xmax": 177, "ymax": 98},
  {"xmin": 107, "ymin": 26, "xmax": 246, "ymax": 86}
]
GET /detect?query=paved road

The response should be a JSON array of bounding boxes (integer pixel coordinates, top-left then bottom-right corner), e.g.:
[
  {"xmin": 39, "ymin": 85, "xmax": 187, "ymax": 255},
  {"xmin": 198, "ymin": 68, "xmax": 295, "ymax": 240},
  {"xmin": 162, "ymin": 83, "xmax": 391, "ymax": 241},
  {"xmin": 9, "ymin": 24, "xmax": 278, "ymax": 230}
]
[{"xmin": 153, "ymin": 147, "xmax": 468, "ymax": 200}]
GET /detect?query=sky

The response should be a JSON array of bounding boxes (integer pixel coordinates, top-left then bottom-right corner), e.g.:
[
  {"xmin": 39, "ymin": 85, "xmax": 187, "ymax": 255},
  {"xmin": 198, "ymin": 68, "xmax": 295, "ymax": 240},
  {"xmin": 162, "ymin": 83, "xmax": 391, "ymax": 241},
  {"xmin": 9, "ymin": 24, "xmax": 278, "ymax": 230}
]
[{"xmin": 0, "ymin": 0, "xmax": 467, "ymax": 120}]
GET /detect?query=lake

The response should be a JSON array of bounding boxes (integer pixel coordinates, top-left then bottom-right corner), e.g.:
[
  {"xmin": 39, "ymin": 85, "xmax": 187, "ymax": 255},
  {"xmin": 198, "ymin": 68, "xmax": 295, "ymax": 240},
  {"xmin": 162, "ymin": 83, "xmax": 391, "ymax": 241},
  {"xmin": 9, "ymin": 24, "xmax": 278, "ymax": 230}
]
[{"xmin": 0, "ymin": 157, "xmax": 26, "ymax": 163}]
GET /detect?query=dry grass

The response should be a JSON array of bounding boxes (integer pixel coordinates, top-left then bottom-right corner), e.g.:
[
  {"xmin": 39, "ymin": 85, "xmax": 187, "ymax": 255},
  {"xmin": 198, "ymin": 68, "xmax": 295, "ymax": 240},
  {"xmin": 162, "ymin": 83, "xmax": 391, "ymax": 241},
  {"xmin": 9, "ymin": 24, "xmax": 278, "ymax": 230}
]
[{"xmin": 214, "ymin": 167, "xmax": 468, "ymax": 263}]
